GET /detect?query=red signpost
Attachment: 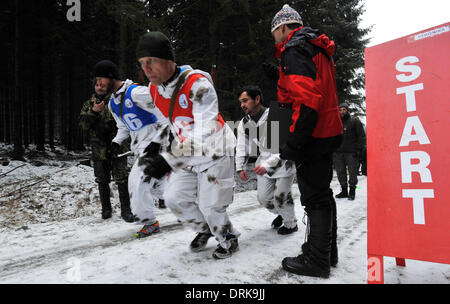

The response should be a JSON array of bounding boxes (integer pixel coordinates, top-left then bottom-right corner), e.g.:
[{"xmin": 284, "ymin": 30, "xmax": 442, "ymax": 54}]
[{"xmin": 365, "ymin": 23, "xmax": 450, "ymax": 284}]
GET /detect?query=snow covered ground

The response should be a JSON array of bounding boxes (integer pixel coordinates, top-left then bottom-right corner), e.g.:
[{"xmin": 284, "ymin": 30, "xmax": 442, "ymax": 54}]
[{"xmin": 1, "ymin": 155, "xmax": 449, "ymax": 285}]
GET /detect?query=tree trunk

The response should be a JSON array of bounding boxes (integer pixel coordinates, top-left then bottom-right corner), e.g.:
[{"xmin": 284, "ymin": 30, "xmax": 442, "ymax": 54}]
[
  {"xmin": 35, "ymin": 0, "xmax": 45, "ymax": 151},
  {"xmin": 12, "ymin": 0, "xmax": 24, "ymax": 161},
  {"xmin": 48, "ymin": 62, "xmax": 55, "ymax": 150},
  {"xmin": 72, "ymin": 56, "xmax": 84, "ymax": 151},
  {"xmin": 119, "ymin": 14, "xmax": 127, "ymax": 79},
  {"xmin": 5, "ymin": 88, "xmax": 12, "ymax": 144},
  {"xmin": 0, "ymin": 89, "xmax": 4, "ymax": 142},
  {"xmin": 65, "ymin": 52, "xmax": 73, "ymax": 151},
  {"xmin": 23, "ymin": 88, "xmax": 29, "ymax": 148}
]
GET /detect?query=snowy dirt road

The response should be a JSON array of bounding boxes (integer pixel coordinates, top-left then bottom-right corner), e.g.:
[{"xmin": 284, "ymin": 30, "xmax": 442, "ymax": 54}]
[{"xmin": 1, "ymin": 173, "xmax": 449, "ymax": 284}]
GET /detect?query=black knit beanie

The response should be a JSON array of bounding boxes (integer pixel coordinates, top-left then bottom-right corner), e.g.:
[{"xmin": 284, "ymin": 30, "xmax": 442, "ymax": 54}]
[
  {"xmin": 94, "ymin": 60, "xmax": 120, "ymax": 80},
  {"xmin": 136, "ymin": 32, "xmax": 175, "ymax": 61},
  {"xmin": 339, "ymin": 103, "xmax": 349, "ymax": 110}
]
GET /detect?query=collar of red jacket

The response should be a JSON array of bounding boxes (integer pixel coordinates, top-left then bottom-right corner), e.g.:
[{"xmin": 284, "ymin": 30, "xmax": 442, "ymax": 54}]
[{"xmin": 274, "ymin": 26, "xmax": 335, "ymax": 58}]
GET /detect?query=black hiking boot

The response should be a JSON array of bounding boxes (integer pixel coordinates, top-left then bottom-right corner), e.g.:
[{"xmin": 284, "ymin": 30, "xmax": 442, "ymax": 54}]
[
  {"xmin": 301, "ymin": 242, "xmax": 338, "ymax": 267},
  {"xmin": 335, "ymin": 187, "xmax": 348, "ymax": 199},
  {"xmin": 212, "ymin": 234, "xmax": 239, "ymax": 259},
  {"xmin": 330, "ymin": 194, "xmax": 338, "ymax": 267},
  {"xmin": 282, "ymin": 254, "xmax": 330, "ymax": 278},
  {"xmin": 117, "ymin": 182, "xmax": 135, "ymax": 223},
  {"xmin": 158, "ymin": 199, "xmax": 166, "ymax": 209},
  {"xmin": 99, "ymin": 183, "xmax": 112, "ymax": 220},
  {"xmin": 190, "ymin": 231, "xmax": 214, "ymax": 252},
  {"xmin": 277, "ymin": 225, "xmax": 298, "ymax": 235},
  {"xmin": 284, "ymin": 204, "xmax": 332, "ymax": 277},
  {"xmin": 271, "ymin": 215, "xmax": 283, "ymax": 229},
  {"xmin": 348, "ymin": 186, "xmax": 356, "ymax": 201}
]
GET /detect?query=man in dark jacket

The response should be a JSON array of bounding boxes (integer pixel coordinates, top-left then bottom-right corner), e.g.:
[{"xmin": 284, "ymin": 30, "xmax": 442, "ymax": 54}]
[
  {"xmin": 333, "ymin": 103, "xmax": 366, "ymax": 200},
  {"xmin": 79, "ymin": 60, "xmax": 134, "ymax": 222},
  {"xmin": 271, "ymin": 4, "xmax": 343, "ymax": 278}
]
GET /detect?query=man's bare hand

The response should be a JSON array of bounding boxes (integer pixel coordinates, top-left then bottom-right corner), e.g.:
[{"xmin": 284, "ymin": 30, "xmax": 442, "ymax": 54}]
[
  {"xmin": 253, "ymin": 165, "xmax": 267, "ymax": 176},
  {"xmin": 238, "ymin": 170, "xmax": 249, "ymax": 181},
  {"xmin": 92, "ymin": 100, "xmax": 105, "ymax": 112}
]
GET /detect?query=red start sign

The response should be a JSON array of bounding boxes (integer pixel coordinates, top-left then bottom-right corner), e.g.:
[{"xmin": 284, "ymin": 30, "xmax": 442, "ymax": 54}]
[{"xmin": 365, "ymin": 23, "xmax": 450, "ymax": 284}]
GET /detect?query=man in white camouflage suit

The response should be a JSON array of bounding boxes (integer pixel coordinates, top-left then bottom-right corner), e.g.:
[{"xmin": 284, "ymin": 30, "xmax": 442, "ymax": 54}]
[
  {"xmin": 94, "ymin": 60, "xmax": 170, "ymax": 238},
  {"xmin": 136, "ymin": 31, "xmax": 240, "ymax": 259},
  {"xmin": 235, "ymin": 85, "xmax": 298, "ymax": 235}
]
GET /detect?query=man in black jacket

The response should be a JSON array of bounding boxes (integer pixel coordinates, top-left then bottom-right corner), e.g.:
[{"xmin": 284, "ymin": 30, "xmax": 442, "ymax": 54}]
[{"xmin": 333, "ymin": 103, "xmax": 366, "ymax": 200}]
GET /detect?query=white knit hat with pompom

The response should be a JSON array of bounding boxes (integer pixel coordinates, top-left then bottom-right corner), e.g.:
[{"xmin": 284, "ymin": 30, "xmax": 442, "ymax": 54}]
[{"xmin": 271, "ymin": 4, "xmax": 303, "ymax": 33}]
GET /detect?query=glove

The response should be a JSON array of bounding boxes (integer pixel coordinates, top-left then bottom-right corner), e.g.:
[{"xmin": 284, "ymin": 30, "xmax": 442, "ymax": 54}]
[
  {"xmin": 143, "ymin": 154, "xmax": 172, "ymax": 180},
  {"xmin": 110, "ymin": 142, "xmax": 121, "ymax": 158},
  {"xmin": 143, "ymin": 142, "xmax": 161, "ymax": 157},
  {"xmin": 262, "ymin": 62, "xmax": 279, "ymax": 81}
]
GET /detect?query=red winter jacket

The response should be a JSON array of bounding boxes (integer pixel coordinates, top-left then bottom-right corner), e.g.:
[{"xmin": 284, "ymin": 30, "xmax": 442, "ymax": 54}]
[{"xmin": 276, "ymin": 26, "xmax": 342, "ymax": 162}]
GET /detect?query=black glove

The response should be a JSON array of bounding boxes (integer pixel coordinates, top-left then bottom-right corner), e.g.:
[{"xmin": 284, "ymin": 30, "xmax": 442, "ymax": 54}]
[
  {"xmin": 110, "ymin": 142, "xmax": 121, "ymax": 158},
  {"xmin": 262, "ymin": 62, "xmax": 279, "ymax": 81},
  {"xmin": 143, "ymin": 142, "xmax": 161, "ymax": 157},
  {"xmin": 143, "ymin": 154, "xmax": 172, "ymax": 180}
]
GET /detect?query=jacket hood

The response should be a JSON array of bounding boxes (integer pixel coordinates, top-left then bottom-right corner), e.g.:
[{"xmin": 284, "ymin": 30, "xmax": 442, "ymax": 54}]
[
  {"xmin": 309, "ymin": 33, "xmax": 335, "ymax": 57},
  {"xmin": 284, "ymin": 26, "xmax": 335, "ymax": 57}
]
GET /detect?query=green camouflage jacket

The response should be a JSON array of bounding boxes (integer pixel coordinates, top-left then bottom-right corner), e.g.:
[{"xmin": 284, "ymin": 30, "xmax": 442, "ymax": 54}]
[{"xmin": 79, "ymin": 94, "xmax": 129, "ymax": 160}]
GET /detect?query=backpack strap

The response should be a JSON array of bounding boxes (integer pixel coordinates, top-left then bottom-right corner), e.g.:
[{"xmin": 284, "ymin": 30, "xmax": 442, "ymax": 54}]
[
  {"xmin": 169, "ymin": 69, "xmax": 192, "ymax": 124},
  {"xmin": 115, "ymin": 83, "xmax": 138, "ymax": 119}
]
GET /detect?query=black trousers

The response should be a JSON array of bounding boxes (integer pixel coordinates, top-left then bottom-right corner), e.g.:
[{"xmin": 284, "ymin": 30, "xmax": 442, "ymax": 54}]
[
  {"xmin": 295, "ymin": 152, "xmax": 334, "ymax": 208},
  {"xmin": 333, "ymin": 152, "xmax": 359, "ymax": 188}
]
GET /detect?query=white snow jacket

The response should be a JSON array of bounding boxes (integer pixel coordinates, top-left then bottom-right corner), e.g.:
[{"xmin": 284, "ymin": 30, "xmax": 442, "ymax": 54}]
[
  {"xmin": 109, "ymin": 79, "xmax": 170, "ymax": 155},
  {"xmin": 149, "ymin": 65, "xmax": 236, "ymax": 172},
  {"xmin": 236, "ymin": 108, "xmax": 296, "ymax": 178}
]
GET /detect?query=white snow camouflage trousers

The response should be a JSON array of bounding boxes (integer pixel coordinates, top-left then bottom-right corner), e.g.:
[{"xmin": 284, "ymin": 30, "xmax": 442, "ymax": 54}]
[
  {"xmin": 128, "ymin": 158, "xmax": 166, "ymax": 225},
  {"xmin": 164, "ymin": 156, "xmax": 240, "ymax": 250},
  {"xmin": 256, "ymin": 174, "xmax": 297, "ymax": 229}
]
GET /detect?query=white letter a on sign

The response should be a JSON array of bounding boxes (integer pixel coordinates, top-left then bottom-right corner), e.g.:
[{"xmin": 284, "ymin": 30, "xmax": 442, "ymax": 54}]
[{"xmin": 66, "ymin": 0, "xmax": 81, "ymax": 22}]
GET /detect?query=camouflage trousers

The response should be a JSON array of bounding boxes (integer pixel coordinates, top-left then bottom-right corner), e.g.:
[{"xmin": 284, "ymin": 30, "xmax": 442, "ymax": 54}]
[
  {"xmin": 256, "ymin": 174, "xmax": 297, "ymax": 229},
  {"xmin": 164, "ymin": 156, "xmax": 241, "ymax": 250},
  {"xmin": 93, "ymin": 157, "xmax": 130, "ymax": 185},
  {"xmin": 128, "ymin": 158, "xmax": 166, "ymax": 225}
]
